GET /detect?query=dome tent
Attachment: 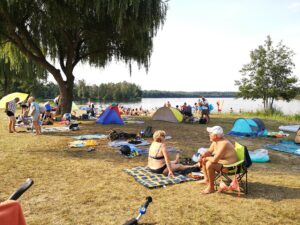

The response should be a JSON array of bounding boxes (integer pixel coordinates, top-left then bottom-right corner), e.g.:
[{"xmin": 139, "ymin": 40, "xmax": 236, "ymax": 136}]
[
  {"xmin": 152, "ymin": 107, "xmax": 183, "ymax": 123},
  {"xmin": 96, "ymin": 105, "xmax": 124, "ymax": 125},
  {"xmin": 228, "ymin": 118, "xmax": 267, "ymax": 137}
]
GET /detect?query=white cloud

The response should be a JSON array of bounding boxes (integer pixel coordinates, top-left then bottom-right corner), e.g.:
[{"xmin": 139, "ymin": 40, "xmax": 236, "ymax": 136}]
[{"xmin": 288, "ymin": 2, "xmax": 300, "ymax": 11}]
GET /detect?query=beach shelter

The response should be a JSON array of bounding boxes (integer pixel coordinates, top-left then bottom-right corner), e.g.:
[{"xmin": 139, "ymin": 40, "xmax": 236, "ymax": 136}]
[
  {"xmin": 0, "ymin": 92, "xmax": 29, "ymax": 108},
  {"xmin": 72, "ymin": 102, "xmax": 79, "ymax": 111},
  {"xmin": 152, "ymin": 107, "xmax": 183, "ymax": 123},
  {"xmin": 96, "ymin": 105, "xmax": 124, "ymax": 125},
  {"xmin": 228, "ymin": 118, "xmax": 267, "ymax": 137}
]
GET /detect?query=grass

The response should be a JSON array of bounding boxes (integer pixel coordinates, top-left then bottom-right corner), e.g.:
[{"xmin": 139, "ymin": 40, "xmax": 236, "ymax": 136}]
[{"xmin": 0, "ymin": 112, "xmax": 300, "ymax": 225}]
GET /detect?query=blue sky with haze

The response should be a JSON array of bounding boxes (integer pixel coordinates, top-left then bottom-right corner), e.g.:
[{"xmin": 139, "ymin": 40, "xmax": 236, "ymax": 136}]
[{"xmin": 69, "ymin": 0, "xmax": 300, "ymax": 91}]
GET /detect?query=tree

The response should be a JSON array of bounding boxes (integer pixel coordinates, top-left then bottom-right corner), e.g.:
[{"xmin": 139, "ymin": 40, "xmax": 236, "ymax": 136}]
[
  {"xmin": 235, "ymin": 36, "xmax": 299, "ymax": 110},
  {"xmin": 0, "ymin": 0, "xmax": 167, "ymax": 114},
  {"xmin": 0, "ymin": 50, "xmax": 47, "ymax": 96}
]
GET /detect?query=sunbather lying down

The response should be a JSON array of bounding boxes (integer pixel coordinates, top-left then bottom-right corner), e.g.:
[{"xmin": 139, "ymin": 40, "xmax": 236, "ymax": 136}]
[{"xmin": 147, "ymin": 130, "xmax": 199, "ymax": 177}]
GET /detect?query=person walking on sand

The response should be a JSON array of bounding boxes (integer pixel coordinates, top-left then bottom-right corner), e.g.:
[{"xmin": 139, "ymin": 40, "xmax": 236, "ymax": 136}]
[
  {"xmin": 198, "ymin": 126, "xmax": 237, "ymax": 194},
  {"xmin": 5, "ymin": 97, "xmax": 20, "ymax": 133},
  {"xmin": 28, "ymin": 97, "xmax": 41, "ymax": 135}
]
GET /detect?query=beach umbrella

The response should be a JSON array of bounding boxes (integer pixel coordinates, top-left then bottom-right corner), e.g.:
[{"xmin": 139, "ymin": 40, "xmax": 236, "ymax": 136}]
[{"xmin": 0, "ymin": 92, "xmax": 29, "ymax": 108}]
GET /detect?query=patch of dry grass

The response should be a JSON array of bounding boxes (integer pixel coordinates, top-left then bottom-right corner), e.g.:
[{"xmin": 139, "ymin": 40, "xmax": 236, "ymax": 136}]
[{"xmin": 0, "ymin": 113, "xmax": 299, "ymax": 225}]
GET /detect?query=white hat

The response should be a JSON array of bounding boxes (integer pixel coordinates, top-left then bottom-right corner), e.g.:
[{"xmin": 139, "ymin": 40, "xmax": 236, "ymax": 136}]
[{"xmin": 207, "ymin": 126, "xmax": 223, "ymax": 135}]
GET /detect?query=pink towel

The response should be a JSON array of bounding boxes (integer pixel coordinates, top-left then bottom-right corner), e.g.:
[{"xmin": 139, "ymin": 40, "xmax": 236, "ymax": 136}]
[{"xmin": 0, "ymin": 200, "xmax": 27, "ymax": 225}]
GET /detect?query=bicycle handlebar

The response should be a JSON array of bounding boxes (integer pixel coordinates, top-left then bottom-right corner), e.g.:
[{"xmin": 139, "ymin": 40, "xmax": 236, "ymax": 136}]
[
  {"xmin": 8, "ymin": 178, "xmax": 34, "ymax": 200},
  {"xmin": 123, "ymin": 196, "xmax": 152, "ymax": 225},
  {"xmin": 141, "ymin": 196, "xmax": 152, "ymax": 213}
]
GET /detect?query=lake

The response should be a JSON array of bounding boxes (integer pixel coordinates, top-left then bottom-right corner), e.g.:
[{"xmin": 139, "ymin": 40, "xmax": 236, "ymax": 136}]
[{"xmin": 108, "ymin": 98, "xmax": 300, "ymax": 115}]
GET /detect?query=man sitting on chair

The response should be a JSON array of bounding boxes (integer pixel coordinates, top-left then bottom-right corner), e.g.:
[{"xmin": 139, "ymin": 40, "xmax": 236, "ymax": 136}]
[{"xmin": 199, "ymin": 126, "xmax": 237, "ymax": 194}]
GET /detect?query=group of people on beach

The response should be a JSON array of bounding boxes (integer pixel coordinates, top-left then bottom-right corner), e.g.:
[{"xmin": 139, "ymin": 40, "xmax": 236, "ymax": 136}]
[
  {"xmin": 119, "ymin": 106, "xmax": 149, "ymax": 116},
  {"xmin": 164, "ymin": 97, "xmax": 211, "ymax": 122},
  {"xmin": 148, "ymin": 125, "xmax": 237, "ymax": 194},
  {"xmin": 5, "ymin": 96, "xmax": 44, "ymax": 135}
]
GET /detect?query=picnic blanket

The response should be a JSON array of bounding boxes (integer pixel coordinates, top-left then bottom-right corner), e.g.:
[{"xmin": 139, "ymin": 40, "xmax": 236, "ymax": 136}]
[
  {"xmin": 124, "ymin": 166, "xmax": 195, "ymax": 188},
  {"xmin": 72, "ymin": 134, "xmax": 107, "ymax": 140},
  {"xmin": 69, "ymin": 140, "xmax": 98, "ymax": 148},
  {"xmin": 265, "ymin": 140, "xmax": 300, "ymax": 156}
]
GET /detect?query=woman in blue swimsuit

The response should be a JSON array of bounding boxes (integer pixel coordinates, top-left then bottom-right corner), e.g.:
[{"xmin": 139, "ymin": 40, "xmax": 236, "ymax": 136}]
[{"xmin": 148, "ymin": 130, "xmax": 198, "ymax": 176}]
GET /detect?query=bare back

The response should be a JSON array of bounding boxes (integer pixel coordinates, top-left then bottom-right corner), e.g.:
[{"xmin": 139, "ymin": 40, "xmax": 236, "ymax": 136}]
[{"xmin": 148, "ymin": 142, "xmax": 166, "ymax": 169}]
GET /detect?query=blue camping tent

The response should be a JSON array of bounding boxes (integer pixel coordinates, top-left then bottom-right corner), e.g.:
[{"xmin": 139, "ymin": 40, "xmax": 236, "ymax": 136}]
[
  {"xmin": 96, "ymin": 106, "xmax": 124, "ymax": 125},
  {"xmin": 228, "ymin": 118, "xmax": 267, "ymax": 137}
]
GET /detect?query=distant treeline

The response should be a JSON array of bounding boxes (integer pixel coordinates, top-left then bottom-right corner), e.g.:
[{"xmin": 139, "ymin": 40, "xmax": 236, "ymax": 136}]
[
  {"xmin": 1, "ymin": 78, "xmax": 238, "ymax": 101},
  {"xmin": 74, "ymin": 80, "xmax": 142, "ymax": 101},
  {"xmin": 142, "ymin": 90, "xmax": 237, "ymax": 98}
]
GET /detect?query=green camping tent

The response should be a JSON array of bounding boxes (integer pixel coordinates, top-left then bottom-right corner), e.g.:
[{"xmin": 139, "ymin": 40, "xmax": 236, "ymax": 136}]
[{"xmin": 152, "ymin": 107, "xmax": 183, "ymax": 123}]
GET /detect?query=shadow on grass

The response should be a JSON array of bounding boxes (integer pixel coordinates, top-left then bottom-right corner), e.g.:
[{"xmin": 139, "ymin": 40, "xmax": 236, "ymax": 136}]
[
  {"xmin": 245, "ymin": 182, "xmax": 300, "ymax": 201},
  {"xmin": 218, "ymin": 182, "xmax": 300, "ymax": 202}
]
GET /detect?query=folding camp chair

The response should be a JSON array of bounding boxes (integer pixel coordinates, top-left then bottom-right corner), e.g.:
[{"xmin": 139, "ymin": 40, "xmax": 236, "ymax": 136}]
[{"xmin": 214, "ymin": 142, "xmax": 252, "ymax": 194}]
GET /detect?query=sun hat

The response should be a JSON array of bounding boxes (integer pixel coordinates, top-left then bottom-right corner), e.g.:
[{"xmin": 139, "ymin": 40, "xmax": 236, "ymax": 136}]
[{"xmin": 207, "ymin": 126, "xmax": 223, "ymax": 135}]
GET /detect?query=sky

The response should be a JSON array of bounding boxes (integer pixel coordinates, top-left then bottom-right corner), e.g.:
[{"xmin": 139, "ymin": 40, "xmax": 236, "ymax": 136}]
[{"xmin": 57, "ymin": 0, "xmax": 300, "ymax": 92}]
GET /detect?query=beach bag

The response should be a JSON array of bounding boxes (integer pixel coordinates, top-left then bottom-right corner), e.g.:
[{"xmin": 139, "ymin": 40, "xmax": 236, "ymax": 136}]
[
  {"xmin": 199, "ymin": 118, "xmax": 207, "ymax": 124},
  {"xmin": 295, "ymin": 128, "xmax": 300, "ymax": 144}
]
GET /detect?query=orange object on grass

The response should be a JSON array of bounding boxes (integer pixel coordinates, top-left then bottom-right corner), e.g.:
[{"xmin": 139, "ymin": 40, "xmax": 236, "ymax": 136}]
[{"xmin": 0, "ymin": 200, "xmax": 27, "ymax": 225}]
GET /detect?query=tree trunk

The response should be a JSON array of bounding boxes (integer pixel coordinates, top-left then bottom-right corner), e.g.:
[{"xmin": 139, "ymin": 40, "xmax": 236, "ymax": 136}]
[
  {"xmin": 59, "ymin": 84, "xmax": 73, "ymax": 114},
  {"xmin": 51, "ymin": 70, "xmax": 74, "ymax": 115},
  {"xmin": 270, "ymin": 98, "xmax": 274, "ymax": 111}
]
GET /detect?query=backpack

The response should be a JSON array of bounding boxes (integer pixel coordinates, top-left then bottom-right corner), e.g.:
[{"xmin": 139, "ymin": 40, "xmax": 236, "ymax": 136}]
[
  {"xmin": 199, "ymin": 118, "xmax": 207, "ymax": 124},
  {"xmin": 295, "ymin": 128, "xmax": 300, "ymax": 144},
  {"xmin": 120, "ymin": 145, "xmax": 131, "ymax": 156}
]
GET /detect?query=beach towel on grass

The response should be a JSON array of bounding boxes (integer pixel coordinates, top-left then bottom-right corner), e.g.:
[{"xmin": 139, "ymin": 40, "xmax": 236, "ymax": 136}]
[
  {"xmin": 278, "ymin": 125, "xmax": 300, "ymax": 132},
  {"xmin": 72, "ymin": 134, "xmax": 107, "ymax": 140},
  {"xmin": 124, "ymin": 120, "xmax": 145, "ymax": 124},
  {"xmin": 124, "ymin": 166, "xmax": 195, "ymax": 188},
  {"xmin": 42, "ymin": 126, "xmax": 70, "ymax": 132},
  {"xmin": 108, "ymin": 139, "xmax": 150, "ymax": 147},
  {"xmin": 267, "ymin": 131, "xmax": 289, "ymax": 138},
  {"xmin": 69, "ymin": 140, "xmax": 98, "ymax": 148},
  {"xmin": 265, "ymin": 140, "xmax": 300, "ymax": 156}
]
